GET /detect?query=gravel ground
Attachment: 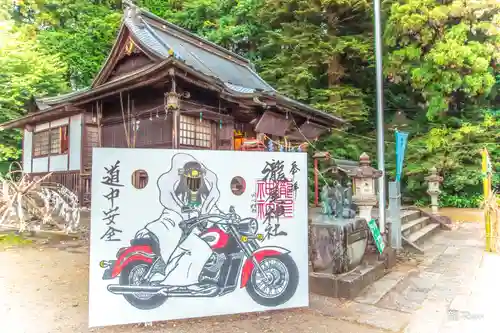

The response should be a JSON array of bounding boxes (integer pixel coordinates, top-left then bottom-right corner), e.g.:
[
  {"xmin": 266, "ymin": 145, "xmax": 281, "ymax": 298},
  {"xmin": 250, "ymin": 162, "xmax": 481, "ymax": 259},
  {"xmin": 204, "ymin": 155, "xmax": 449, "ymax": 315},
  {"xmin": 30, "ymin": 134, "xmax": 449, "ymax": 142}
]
[{"xmin": 0, "ymin": 243, "xmax": 384, "ymax": 333}]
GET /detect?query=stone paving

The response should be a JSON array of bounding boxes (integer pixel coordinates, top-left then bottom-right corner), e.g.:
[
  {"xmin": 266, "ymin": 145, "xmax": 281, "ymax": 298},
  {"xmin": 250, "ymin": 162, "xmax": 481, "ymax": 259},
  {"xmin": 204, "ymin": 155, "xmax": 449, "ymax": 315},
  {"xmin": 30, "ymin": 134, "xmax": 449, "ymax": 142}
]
[{"xmin": 311, "ymin": 222, "xmax": 495, "ymax": 332}]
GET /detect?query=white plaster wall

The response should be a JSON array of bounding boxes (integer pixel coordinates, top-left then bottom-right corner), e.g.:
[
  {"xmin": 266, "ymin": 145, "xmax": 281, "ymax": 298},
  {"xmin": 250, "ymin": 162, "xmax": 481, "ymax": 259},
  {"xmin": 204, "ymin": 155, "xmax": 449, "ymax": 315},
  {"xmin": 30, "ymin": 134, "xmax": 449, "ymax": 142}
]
[
  {"xmin": 51, "ymin": 117, "xmax": 69, "ymax": 127},
  {"xmin": 49, "ymin": 154, "xmax": 68, "ymax": 172},
  {"xmin": 34, "ymin": 122, "xmax": 50, "ymax": 132},
  {"xmin": 69, "ymin": 114, "xmax": 82, "ymax": 171},
  {"xmin": 34, "ymin": 118, "xmax": 69, "ymax": 132},
  {"xmin": 27, "ymin": 115, "xmax": 83, "ymax": 173},
  {"xmin": 23, "ymin": 130, "xmax": 33, "ymax": 173},
  {"xmin": 32, "ymin": 157, "xmax": 48, "ymax": 173}
]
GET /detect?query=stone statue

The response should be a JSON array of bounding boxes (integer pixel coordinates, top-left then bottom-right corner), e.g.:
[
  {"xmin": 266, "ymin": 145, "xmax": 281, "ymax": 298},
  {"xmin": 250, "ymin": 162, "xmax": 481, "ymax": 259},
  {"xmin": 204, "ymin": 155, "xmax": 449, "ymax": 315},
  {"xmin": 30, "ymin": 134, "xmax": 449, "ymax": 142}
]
[
  {"xmin": 321, "ymin": 182, "xmax": 344, "ymax": 218},
  {"xmin": 333, "ymin": 182, "xmax": 344, "ymax": 217},
  {"xmin": 320, "ymin": 185, "xmax": 334, "ymax": 217},
  {"xmin": 342, "ymin": 181, "xmax": 356, "ymax": 218}
]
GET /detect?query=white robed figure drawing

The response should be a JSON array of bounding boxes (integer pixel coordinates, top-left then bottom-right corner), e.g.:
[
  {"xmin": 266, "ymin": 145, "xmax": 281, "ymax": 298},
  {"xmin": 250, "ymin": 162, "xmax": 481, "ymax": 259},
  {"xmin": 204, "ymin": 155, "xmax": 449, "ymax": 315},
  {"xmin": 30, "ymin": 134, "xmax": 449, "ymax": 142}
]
[
  {"xmin": 135, "ymin": 153, "xmax": 222, "ymax": 285},
  {"xmin": 93, "ymin": 148, "xmax": 306, "ymax": 327}
]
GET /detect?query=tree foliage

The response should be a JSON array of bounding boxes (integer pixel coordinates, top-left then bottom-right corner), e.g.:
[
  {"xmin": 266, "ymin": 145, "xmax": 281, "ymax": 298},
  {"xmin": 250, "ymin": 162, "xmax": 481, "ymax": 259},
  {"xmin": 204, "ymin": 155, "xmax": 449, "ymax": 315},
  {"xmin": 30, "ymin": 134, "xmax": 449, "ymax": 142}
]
[
  {"xmin": 256, "ymin": 0, "xmax": 374, "ymax": 124},
  {"xmin": 0, "ymin": 0, "xmax": 497, "ymax": 206},
  {"xmin": 0, "ymin": 19, "xmax": 68, "ymax": 168},
  {"xmin": 385, "ymin": 0, "xmax": 500, "ymax": 120},
  {"xmin": 8, "ymin": 0, "xmax": 122, "ymax": 88}
]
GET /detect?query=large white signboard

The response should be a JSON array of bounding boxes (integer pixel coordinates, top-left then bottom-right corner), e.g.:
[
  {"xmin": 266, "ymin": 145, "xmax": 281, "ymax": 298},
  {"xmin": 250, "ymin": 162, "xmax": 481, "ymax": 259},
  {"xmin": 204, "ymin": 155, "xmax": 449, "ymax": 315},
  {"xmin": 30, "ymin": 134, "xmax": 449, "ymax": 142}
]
[{"xmin": 88, "ymin": 148, "xmax": 309, "ymax": 327}]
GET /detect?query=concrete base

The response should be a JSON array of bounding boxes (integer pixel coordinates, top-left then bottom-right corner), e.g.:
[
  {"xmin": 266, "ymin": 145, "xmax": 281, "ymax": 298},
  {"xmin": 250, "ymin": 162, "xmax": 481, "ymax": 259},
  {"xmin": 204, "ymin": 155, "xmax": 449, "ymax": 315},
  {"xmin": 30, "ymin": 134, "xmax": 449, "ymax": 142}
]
[
  {"xmin": 309, "ymin": 254, "xmax": 386, "ymax": 299},
  {"xmin": 384, "ymin": 246, "xmax": 397, "ymax": 269}
]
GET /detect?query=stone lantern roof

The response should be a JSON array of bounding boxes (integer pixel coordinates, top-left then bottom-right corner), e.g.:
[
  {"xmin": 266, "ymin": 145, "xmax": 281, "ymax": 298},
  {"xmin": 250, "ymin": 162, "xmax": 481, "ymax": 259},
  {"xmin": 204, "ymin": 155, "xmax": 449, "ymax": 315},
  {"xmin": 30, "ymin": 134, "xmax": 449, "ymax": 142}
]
[
  {"xmin": 424, "ymin": 167, "xmax": 443, "ymax": 183},
  {"xmin": 346, "ymin": 153, "xmax": 383, "ymax": 179}
]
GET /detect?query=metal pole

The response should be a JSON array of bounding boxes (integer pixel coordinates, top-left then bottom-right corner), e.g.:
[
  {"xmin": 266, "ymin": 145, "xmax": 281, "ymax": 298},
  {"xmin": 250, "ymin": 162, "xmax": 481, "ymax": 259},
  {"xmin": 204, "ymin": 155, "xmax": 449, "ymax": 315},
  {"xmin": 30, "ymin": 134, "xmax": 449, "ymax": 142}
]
[
  {"xmin": 373, "ymin": 0, "xmax": 386, "ymax": 233},
  {"xmin": 388, "ymin": 181, "xmax": 402, "ymax": 249},
  {"xmin": 314, "ymin": 158, "xmax": 319, "ymax": 207}
]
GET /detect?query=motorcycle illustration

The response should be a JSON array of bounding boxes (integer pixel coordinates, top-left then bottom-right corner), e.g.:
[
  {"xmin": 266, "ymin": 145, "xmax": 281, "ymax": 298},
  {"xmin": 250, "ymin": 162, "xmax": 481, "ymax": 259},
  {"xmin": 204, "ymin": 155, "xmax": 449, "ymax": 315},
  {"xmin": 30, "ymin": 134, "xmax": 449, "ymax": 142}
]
[{"xmin": 99, "ymin": 206, "xmax": 299, "ymax": 310}]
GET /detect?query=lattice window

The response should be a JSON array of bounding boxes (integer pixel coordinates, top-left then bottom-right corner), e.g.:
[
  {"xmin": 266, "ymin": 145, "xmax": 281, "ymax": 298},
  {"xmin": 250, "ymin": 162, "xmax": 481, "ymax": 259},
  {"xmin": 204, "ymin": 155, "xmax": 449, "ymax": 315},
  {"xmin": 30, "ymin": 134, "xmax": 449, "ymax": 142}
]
[
  {"xmin": 33, "ymin": 126, "xmax": 69, "ymax": 157},
  {"xmin": 50, "ymin": 128, "xmax": 60, "ymax": 154},
  {"xmin": 179, "ymin": 115, "xmax": 212, "ymax": 148},
  {"xmin": 49, "ymin": 126, "xmax": 69, "ymax": 155},
  {"xmin": 33, "ymin": 131, "xmax": 49, "ymax": 157}
]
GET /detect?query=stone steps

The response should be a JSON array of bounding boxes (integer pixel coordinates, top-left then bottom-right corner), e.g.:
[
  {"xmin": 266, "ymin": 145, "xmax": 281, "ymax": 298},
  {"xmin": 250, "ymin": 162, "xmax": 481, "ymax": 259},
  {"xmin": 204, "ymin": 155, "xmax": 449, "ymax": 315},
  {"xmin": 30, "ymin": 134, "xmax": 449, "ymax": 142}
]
[
  {"xmin": 401, "ymin": 216, "xmax": 429, "ymax": 237},
  {"xmin": 355, "ymin": 267, "xmax": 443, "ymax": 314},
  {"xmin": 401, "ymin": 210, "xmax": 443, "ymax": 253},
  {"xmin": 406, "ymin": 223, "xmax": 440, "ymax": 244},
  {"xmin": 354, "ymin": 271, "xmax": 407, "ymax": 305},
  {"xmin": 401, "ymin": 210, "xmax": 421, "ymax": 224}
]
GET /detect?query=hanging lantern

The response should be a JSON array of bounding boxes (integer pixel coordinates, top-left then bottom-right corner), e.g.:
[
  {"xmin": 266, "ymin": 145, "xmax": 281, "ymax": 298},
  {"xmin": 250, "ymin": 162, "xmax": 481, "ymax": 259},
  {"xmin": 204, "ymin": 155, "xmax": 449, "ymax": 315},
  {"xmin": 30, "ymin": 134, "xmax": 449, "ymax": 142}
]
[
  {"xmin": 219, "ymin": 119, "xmax": 223, "ymax": 129},
  {"xmin": 200, "ymin": 112, "xmax": 203, "ymax": 122},
  {"xmin": 165, "ymin": 91, "xmax": 180, "ymax": 110}
]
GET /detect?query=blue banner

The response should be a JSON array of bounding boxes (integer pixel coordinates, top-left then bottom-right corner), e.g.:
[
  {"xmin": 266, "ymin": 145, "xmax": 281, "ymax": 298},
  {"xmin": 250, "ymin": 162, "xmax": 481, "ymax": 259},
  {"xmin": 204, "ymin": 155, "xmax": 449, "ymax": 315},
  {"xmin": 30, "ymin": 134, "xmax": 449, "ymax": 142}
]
[{"xmin": 395, "ymin": 130, "xmax": 409, "ymax": 182}]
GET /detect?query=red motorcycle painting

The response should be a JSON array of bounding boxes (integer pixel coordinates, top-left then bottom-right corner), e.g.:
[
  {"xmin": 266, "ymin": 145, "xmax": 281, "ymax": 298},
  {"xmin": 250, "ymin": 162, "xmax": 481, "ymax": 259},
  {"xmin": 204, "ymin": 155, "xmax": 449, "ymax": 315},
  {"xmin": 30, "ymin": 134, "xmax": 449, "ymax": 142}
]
[{"xmin": 99, "ymin": 206, "xmax": 299, "ymax": 310}]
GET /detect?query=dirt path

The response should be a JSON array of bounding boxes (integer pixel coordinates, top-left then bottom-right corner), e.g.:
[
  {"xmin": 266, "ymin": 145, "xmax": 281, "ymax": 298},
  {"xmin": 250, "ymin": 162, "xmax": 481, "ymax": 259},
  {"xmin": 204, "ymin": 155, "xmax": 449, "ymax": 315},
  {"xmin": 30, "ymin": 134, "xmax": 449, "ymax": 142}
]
[{"xmin": 0, "ymin": 243, "xmax": 383, "ymax": 333}]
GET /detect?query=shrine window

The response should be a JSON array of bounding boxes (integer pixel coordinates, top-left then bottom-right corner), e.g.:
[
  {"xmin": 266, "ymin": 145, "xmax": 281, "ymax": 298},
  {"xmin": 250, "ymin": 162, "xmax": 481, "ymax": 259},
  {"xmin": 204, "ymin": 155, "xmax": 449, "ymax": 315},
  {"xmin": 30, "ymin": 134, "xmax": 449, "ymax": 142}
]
[
  {"xmin": 179, "ymin": 115, "xmax": 212, "ymax": 148},
  {"xmin": 33, "ymin": 130, "xmax": 50, "ymax": 157},
  {"xmin": 33, "ymin": 126, "xmax": 69, "ymax": 157}
]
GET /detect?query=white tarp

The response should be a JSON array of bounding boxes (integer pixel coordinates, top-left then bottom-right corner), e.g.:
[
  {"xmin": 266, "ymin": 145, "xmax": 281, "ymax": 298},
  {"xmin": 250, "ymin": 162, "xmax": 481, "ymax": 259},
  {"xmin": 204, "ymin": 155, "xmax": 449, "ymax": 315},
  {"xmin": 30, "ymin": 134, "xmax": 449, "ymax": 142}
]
[{"xmin": 88, "ymin": 148, "xmax": 308, "ymax": 327}]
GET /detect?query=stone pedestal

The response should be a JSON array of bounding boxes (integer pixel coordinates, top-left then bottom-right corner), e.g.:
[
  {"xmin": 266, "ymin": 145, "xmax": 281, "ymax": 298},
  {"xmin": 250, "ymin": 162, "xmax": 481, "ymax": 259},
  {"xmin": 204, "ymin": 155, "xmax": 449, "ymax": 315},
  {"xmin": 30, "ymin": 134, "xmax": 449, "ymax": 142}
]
[
  {"xmin": 429, "ymin": 194, "xmax": 439, "ymax": 214},
  {"xmin": 309, "ymin": 215, "xmax": 387, "ymax": 299},
  {"xmin": 357, "ymin": 205, "xmax": 373, "ymax": 223},
  {"xmin": 310, "ymin": 216, "xmax": 368, "ymax": 274}
]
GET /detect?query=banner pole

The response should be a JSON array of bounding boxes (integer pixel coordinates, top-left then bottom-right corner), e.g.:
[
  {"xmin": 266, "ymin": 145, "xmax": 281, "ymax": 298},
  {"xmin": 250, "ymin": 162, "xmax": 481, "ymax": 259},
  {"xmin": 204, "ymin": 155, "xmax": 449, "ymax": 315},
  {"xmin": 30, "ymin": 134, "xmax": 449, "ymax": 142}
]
[{"xmin": 373, "ymin": 0, "xmax": 386, "ymax": 233}]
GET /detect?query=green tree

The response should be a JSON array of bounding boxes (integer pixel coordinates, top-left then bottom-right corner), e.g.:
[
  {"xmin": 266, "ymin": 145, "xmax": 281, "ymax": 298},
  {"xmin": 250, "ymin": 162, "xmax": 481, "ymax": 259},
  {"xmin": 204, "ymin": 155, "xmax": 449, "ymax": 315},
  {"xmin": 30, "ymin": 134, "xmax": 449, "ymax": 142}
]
[
  {"xmin": 8, "ymin": 0, "xmax": 122, "ymax": 88},
  {"xmin": 384, "ymin": 0, "xmax": 500, "ymax": 120},
  {"xmin": 0, "ymin": 19, "xmax": 68, "ymax": 169},
  {"xmin": 257, "ymin": 0, "xmax": 374, "ymax": 124},
  {"xmin": 381, "ymin": 0, "xmax": 499, "ymax": 206}
]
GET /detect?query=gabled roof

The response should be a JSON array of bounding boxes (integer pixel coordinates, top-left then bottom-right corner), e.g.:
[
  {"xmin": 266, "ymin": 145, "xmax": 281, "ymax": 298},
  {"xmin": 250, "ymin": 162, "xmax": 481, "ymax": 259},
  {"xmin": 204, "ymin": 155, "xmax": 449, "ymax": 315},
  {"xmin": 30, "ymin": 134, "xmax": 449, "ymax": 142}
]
[
  {"xmin": 0, "ymin": 3, "xmax": 346, "ymax": 130},
  {"xmin": 93, "ymin": 4, "xmax": 274, "ymax": 93}
]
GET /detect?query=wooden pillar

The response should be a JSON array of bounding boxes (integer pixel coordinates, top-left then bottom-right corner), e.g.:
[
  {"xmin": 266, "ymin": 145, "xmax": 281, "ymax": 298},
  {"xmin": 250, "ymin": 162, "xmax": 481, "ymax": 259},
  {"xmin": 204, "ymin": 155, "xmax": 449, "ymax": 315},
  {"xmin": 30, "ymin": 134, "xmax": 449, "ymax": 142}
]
[{"xmin": 172, "ymin": 109, "xmax": 179, "ymax": 149}]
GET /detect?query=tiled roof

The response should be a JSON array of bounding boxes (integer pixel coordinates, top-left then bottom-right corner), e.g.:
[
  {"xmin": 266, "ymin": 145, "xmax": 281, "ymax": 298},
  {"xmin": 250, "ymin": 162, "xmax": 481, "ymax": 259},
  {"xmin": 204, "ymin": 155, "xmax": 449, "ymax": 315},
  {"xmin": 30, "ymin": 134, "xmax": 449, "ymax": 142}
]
[
  {"xmin": 124, "ymin": 8, "xmax": 275, "ymax": 92},
  {"xmin": 122, "ymin": 5, "xmax": 344, "ymax": 125}
]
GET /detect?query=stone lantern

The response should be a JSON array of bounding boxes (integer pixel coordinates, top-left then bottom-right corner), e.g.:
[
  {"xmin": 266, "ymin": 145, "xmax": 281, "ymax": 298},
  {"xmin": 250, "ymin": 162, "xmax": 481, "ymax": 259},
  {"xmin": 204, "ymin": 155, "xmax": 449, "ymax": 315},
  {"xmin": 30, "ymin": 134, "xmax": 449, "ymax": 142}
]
[
  {"xmin": 347, "ymin": 153, "xmax": 383, "ymax": 222},
  {"xmin": 425, "ymin": 167, "xmax": 443, "ymax": 214}
]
